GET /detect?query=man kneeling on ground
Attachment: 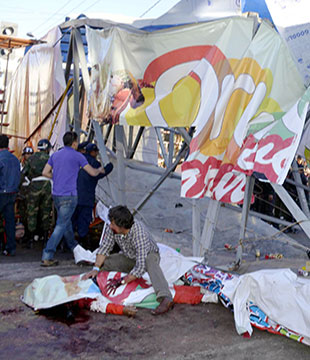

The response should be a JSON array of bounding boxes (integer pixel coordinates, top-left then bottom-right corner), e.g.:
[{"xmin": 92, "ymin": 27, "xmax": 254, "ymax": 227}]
[{"xmin": 82, "ymin": 205, "xmax": 174, "ymax": 315}]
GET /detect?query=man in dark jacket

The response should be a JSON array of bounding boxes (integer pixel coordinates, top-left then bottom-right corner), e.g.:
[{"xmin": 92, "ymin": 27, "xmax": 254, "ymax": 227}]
[
  {"xmin": 0, "ymin": 135, "xmax": 20, "ymax": 255},
  {"xmin": 72, "ymin": 143, "xmax": 113, "ymax": 248}
]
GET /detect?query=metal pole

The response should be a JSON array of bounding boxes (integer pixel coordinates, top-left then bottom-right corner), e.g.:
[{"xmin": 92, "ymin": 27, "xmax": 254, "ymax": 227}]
[
  {"xmin": 234, "ymin": 175, "xmax": 255, "ymax": 267},
  {"xmin": 128, "ymin": 127, "xmax": 145, "ymax": 159},
  {"xmin": 104, "ymin": 123, "xmax": 113, "ymax": 144},
  {"xmin": 72, "ymin": 28, "xmax": 81, "ymax": 134},
  {"xmin": 168, "ymin": 131, "xmax": 174, "ymax": 167},
  {"xmin": 192, "ymin": 199, "xmax": 201, "ymax": 256},
  {"xmin": 74, "ymin": 28, "xmax": 90, "ymax": 93},
  {"xmin": 115, "ymin": 125, "xmax": 126, "ymax": 205},
  {"xmin": 92, "ymin": 119, "xmax": 117, "ymax": 204},
  {"xmin": 128, "ymin": 126, "xmax": 134, "ymax": 153},
  {"xmin": 272, "ymin": 182, "xmax": 310, "ymax": 239},
  {"xmin": 199, "ymin": 198, "xmax": 221, "ymax": 258},
  {"xmin": 223, "ymin": 202, "xmax": 295, "ymax": 228},
  {"xmin": 132, "ymin": 140, "xmax": 189, "ymax": 215}
]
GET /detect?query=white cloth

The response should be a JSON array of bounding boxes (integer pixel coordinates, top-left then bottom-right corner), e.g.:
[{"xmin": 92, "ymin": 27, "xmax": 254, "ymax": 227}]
[
  {"xmin": 222, "ymin": 268, "xmax": 310, "ymax": 338},
  {"xmin": 74, "ymin": 243, "xmax": 202, "ymax": 286}
]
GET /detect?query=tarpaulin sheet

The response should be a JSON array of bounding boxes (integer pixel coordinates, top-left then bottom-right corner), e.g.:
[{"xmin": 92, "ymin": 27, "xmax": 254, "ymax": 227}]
[{"xmin": 4, "ymin": 27, "xmax": 66, "ymax": 157}]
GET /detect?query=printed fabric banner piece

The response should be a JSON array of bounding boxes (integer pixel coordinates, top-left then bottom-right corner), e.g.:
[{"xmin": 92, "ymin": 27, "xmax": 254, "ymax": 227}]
[{"xmin": 86, "ymin": 17, "xmax": 308, "ymax": 202}]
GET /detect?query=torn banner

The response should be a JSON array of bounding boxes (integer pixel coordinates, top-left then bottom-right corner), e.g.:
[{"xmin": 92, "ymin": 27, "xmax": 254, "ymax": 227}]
[{"xmin": 86, "ymin": 17, "xmax": 309, "ymax": 203}]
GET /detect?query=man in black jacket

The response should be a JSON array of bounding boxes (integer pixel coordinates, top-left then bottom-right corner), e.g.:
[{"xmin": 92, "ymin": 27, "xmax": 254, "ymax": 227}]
[{"xmin": 72, "ymin": 143, "xmax": 113, "ymax": 248}]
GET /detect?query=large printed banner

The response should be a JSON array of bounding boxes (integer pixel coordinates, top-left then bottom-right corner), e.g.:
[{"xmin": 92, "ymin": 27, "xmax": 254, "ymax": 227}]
[{"xmin": 86, "ymin": 17, "xmax": 310, "ymax": 202}]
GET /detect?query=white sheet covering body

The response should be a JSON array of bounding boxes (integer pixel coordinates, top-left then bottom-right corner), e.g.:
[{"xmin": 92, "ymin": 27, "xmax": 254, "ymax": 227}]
[{"xmin": 222, "ymin": 268, "xmax": 310, "ymax": 339}]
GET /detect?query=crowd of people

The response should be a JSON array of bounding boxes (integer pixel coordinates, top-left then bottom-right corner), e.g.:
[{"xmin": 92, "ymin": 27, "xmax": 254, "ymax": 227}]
[
  {"xmin": 0, "ymin": 132, "xmax": 174, "ymax": 315},
  {"xmin": 0, "ymin": 132, "xmax": 113, "ymax": 262}
]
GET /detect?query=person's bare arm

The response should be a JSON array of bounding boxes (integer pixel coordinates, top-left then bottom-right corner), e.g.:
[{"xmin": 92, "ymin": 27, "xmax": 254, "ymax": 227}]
[
  {"xmin": 83, "ymin": 164, "xmax": 105, "ymax": 177},
  {"xmin": 82, "ymin": 254, "xmax": 107, "ymax": 280},
  {"xmin": 42, "ymin": 163, "xmax": 53, "ymax": 178}
]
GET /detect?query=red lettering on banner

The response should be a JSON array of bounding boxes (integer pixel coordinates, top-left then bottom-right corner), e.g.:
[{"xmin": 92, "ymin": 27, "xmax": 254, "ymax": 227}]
[
  {"xmin": 236, "ymin": 133, "xmax": 294, "ymax": 182},
  {"xmin": 182, "ymin": 157, "xmax": 221, "ymax": 198},
  {"xmin": 182, "ymin": 158, "xmax": 245, "ymax": 203},
  {"xmin": 211, "ymin": 163, "xmax": 246, "ymax": 203},
  {"xmin": 182, "ymin": 133, "xmax": 295, "ymax": 202}
]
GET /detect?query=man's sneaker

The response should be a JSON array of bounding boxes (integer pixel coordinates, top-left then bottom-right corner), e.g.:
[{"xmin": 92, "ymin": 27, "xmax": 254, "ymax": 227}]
[{"xmin": 40, "ymin": 259, "xmax": 59, "ymax": 267}]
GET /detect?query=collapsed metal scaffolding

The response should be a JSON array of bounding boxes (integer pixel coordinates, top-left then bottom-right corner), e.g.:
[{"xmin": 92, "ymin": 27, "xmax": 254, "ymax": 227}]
[{"xmin": 32, "ymin": 22, "xmax": 310, "ymax": 268}]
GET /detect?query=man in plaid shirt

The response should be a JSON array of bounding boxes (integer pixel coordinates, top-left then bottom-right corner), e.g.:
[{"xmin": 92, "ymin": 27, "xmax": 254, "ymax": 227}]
[{"xmin": 83, "ymin": 205, "xmax": 174, "ymax": 315}]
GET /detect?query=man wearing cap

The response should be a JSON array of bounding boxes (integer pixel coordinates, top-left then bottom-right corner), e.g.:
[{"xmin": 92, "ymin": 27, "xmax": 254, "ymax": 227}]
[
  {"xmin": 41, "ymin": 132, "xmax": 108, "ymax": 266},
  {"xmin": 72, "ymin": 143, "xmax": 113, "ymax": 248},
  {"xmin": 77, "ymin": 141, "xmax": 89, "ymax": 154},
  {"xmin": 21, "ymin": 139, "xmax": 52, "ymax": 248},
  {"xmin": 20, "ymin": 146, "xmax": 34, "ymax": 170},
  {"xmin": 0, "ymin": 135, "xmax": 20, "ymax": 256}
]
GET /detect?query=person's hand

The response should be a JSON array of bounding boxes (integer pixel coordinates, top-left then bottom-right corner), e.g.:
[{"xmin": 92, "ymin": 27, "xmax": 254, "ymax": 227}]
[
  {"xmin": 99, "ymin": 166, "xmax": 106, "ymax": 174},
  {"xmin": 82, "ymin": 269, "xmax": 98, "ymax": 280}
]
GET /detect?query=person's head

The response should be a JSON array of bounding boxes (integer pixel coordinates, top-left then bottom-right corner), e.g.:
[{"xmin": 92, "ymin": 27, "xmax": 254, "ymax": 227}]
[
  {"xmin": 0, "ymin": 134, "xmax": 9, "ymax": 149},
  {"xmin": 37, "ymin": 139, "xmax": 51, "ymax": 153},
  {"xmin": 297, "ymin": 155, "xmax": 303, "ymax": 165},
  {"xmin": 63, "ymin": 131, "xmax": 78, "ymax": 149},
  {"xmin": 77, "ymin": 141, "xmax": 89, "ymax": 153},
  {"xmin": 108, "ymin": 205, "xmax": 134, "ymax": 234},
  {"xmin": 86, "ymin": 143, "xmax": 99, "ymax": 158},
  {"xmin": 22, "ymin": 146, "xmax": 34, "ymax": 160}
]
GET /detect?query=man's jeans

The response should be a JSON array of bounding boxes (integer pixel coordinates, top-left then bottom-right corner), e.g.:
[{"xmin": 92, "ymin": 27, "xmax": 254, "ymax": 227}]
[
  {"xmin": 42, "ymin": 195, "xmax": 78, "ymax": 261},
  {"xmin": 0, "ymin": 193, "xmax": 16, "ymax": 254}
]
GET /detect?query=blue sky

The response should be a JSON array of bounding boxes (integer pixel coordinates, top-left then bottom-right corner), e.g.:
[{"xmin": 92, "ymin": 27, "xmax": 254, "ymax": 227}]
[{"xmin": 1, "ymin": 0, "xmax": 180, "ymax": 39}]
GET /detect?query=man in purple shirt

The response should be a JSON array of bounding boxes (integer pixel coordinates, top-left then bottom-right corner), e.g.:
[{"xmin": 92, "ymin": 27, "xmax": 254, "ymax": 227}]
[{"xmin": 41, "ymin": 131, "xmax": 107, "ymax": 266}]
